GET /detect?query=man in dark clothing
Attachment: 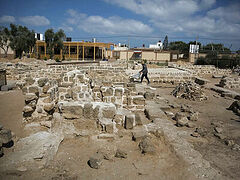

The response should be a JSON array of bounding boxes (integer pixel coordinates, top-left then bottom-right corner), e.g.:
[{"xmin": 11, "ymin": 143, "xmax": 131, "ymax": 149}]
[{"xmin": 139, "ymin": 61, "xmax": 150, "ymax": 84}]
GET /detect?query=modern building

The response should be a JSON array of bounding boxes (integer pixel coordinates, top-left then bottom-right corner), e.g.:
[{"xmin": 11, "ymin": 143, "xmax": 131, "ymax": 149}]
[
  {"xmin": 149, "ymin": 41, "xmax": 163, "ymax": 49},
  {"xmin": 33, "ymin": 40, "xmax": 113, "ymax": 60}
]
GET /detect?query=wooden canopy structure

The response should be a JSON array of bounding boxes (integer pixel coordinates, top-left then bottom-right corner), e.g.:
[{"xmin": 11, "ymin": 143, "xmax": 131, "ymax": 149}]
[{"xmin": 34, "ymin": 40, "xmax": 113, "ymax": 60}]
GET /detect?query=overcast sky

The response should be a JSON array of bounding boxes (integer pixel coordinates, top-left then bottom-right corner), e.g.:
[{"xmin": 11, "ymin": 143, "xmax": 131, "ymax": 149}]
[{"xmin": 0, "ymin": 0, "xmax": 239, "ymax": 50}]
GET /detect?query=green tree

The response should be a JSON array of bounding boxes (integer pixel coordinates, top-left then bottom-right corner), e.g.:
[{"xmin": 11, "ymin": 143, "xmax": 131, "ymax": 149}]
[
  {"xmin": 0, "ymin": 26, "xmax": 11, "ymax": 57},
  {"xmin": 163, "ymin": 35, "xmax": 168, "ymax": 50},
  {"xmin": 44, "ymin": 29, "xmax": 65, "ymax": 59},
  {"xmin": 9, "ymin": 24, "xmax": 36, "ymax": 58},
  {"xmin": 169, "ymin": 41, "xmax": 189, "ymax": 58},
  {"xmin": 202, "ymin": 43, "xmax": 230, "ymax": 53}
]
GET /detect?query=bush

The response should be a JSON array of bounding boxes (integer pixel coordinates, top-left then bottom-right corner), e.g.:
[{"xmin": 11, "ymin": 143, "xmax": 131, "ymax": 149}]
[
  {"xmin": 55, "ymin": 57, "xmax": 61, "ymax": 62},
  {"xmin": 44, "ymin": 56, "xmax": 47, "ymax": 61},
  {"xmin": 62, "ymin": 55, "xmax": 65, "ymax": 61}
]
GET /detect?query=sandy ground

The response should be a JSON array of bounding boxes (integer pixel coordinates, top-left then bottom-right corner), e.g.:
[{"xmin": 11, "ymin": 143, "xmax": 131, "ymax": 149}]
[
  {"xmin": 0, "ymin": 90, "xmax": 25, "ymax": 138},
  {"xmin": 153, "ymin": 77, "xmax": 240, "ymax": 180},
  {"xmin": 0, "ymin": 75, "xmax": 239, "ymax": 179}
]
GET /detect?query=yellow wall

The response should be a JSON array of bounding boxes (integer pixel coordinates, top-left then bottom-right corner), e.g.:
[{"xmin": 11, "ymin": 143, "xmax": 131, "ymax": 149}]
[
  {"xmin": 142, "ymin": 51, "xmax": 155, "ymax": 60},
  {"xmin": 119, "ymin": 51, "xmax": 134, "ymax": 60},
  {"xmin": 156, "ymin": 52, "xmax": 171, "ymax": 61},
  {"xmin": 189, "ymin": 53, "xmax": 206, "ymax": 63}
]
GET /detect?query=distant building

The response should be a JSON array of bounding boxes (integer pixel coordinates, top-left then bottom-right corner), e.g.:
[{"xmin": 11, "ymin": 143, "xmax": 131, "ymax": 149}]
[
  {"xmin": 149, "ymin": 41, "xmax": 163, "ymax": 49},
  {"xmin": 189, "ymin": 44, "xmax": 199, "ymax": 53},
  {"xmin": 114, "ymin": 43, "xmax": 128, "ymax": 51},
  {"xmin": 35, "ymin": 33, "xmax": 44, "ymax": 41}
]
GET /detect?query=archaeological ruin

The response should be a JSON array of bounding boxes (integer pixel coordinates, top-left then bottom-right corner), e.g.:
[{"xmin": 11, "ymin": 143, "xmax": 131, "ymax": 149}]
[{"xmin": 0, "ymin": 59, "xmax": 239, "ymax": 180}]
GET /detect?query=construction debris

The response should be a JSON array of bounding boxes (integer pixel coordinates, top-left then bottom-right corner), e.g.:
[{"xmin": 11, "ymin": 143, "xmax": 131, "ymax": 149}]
[{"xmin": 171, "ymin": 82, "xmax": 207, "ymax": 101}]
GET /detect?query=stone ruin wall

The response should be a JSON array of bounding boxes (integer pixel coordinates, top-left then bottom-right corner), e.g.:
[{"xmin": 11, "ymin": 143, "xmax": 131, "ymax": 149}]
[
  {"xmin": 171, "ymin": 64, "xmax": 232, "ymax": 75},
  {"xmin": 219, "ymin": 76, "xmax": 240, "ymax": 89},
  {"xmin": 9, "ymin": 63, "xmax": 148, "ymax": 135}
]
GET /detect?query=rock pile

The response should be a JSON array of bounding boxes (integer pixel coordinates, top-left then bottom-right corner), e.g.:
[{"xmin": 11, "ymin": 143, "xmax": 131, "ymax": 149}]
[{"xmin": 171, "ymin": 82, "xmax": 207, "ymax": 101}]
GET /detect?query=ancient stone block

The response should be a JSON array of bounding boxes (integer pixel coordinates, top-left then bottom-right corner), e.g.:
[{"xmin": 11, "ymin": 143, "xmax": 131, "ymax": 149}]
[
  {"xmin": 115, "ymin": 88, "xmax": 123, "ymax": 96},
  {"xmin": 83, "ymin": 103, "xmax": 93, "ymax": 118},
  {"xmin": 177, "ymin": 117, "xmax": 189, "ymax": 127},
  {"xmin": 102, "ymin": 106, "xmax": 116, "ymax": 119},
  {"xmin": 132, "ymin": 96, "xmax": 145, "ymax": 105},
  {"xmin": 61, "ymin": 104, "xmax": 83, "ymax": 119},
  {"xmin": 125, "ymin": 114, "xmax": 135, "ymax": 129},
  {"xmin": 135, "ymin": 113, "xmax": 143, "ymax": 126},
  {"xmin": 24, "ymin": 93, "xmax": 38, "ymax": 104},
  {"xmin": 144, "ymin": 92, "xmax": 155, "ymax": 100},
  {"xmin": 115, "ymin": 149, "xmax": 127, "ymax": 159},
  {"xmin": 29, "ymin": 86, "xmax": 39, "ymax": 96},
  {"xmin": 138, "ymin": 137, "xmax": 156, "ymax": 155},
  {"xmin": 132, "ymin": 130, "xmax": 148, "ymax": 142},
  {"xmin": 24, "ymin": 77, "xmax": 35, "ymax": 86},
  {"xmin": 105, "ymin": 123, "xmax": 114, "ymax": 133},
  {"xmin": 23, "ymin": 105, "xmax": 34, "ymax": 117},
  {"xmin": 0, "ymin": 129, "xmax": 12, "ymax": 144},
  {"xmin": 88, "ymin": 153, "xmax": 103, "ymax": 169},
  {"xmin": 42, "ymin": 85, "xmax": 50, "ymax": 94},
  {"xmin": 43, "ymin": 103, "xmax": 55, "ymax": 114},
  {"xmin": 38, "ymin": 78, "xmax": 48, "ymax": 87}
]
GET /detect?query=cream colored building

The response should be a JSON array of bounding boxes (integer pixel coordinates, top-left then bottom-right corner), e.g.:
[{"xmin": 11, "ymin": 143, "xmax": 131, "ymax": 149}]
[{"xmin": 113, "ymin": 48, "xmax": 171, "ymax": 62}]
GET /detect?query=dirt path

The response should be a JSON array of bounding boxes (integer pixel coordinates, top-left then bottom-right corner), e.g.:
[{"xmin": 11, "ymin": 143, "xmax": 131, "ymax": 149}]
[
  {"xmin": 0, "ymin": 90, "xmax": 25, "ymax": 137},
  {"xmin": 155, "ymin": 83, "xmax": 240, "ymax": 180}
]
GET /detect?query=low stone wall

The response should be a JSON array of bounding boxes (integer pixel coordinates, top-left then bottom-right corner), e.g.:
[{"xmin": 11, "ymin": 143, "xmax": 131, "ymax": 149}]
[
  {"xmin": 171, "ymin": 64, "xmax": 232, "ymax": 75},
  {"xmin": 219, "ymin": 76, "xmax": 240, "ymax": 89}
]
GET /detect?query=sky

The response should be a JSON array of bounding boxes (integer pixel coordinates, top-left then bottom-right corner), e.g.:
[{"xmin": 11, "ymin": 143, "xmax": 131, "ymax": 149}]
[{"xmin": 0, "ymin": 0, "xmax": 240, "ymax": 50}]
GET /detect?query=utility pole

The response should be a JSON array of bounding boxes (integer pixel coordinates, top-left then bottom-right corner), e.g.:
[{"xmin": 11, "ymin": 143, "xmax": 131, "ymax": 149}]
[
  {"xmin": 127, "ymin": 36, "xmax": 130, "ymax": 69},
  {"xmin": 194, "ymin": 36, "xmax": 198, "ymax": 63}
]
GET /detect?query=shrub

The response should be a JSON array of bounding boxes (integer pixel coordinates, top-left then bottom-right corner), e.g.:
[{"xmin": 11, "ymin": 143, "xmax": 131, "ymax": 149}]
[
  {"xmin": 55, "ymin": 57, "xmax": 61, "ymax": 62},
  {"xmin": 62, "ymin": 55, "xmax": 65, "ymax": 61},
  {"xmin": 44, "ymin": 56, "xmax": 47, "ymax": 61}
]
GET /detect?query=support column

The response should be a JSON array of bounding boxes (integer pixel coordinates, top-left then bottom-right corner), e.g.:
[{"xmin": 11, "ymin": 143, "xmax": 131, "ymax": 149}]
[
  {"xmin": 68, "ymin": 43, "xmax": 70, "ymax": 59},
  {"xmin": 102, "ymin": 48, "xmax": 103, "ymax": 59},
  {"xmin": 83, "ymin": 46, "xmax": 84, "ymax": 61},
  {"xmin": 37, "ymin": 43, "xmax": 39, "ymax": 58},
  {"xmin": 77, "ymin": 43, "xmax": 79, "ymax": 60},
  {"xmin": 44, "ymin": 43, "xmax": 46, "ymax": 57},
  {"xmin": 94, "ymin": 45, "xmax": 96, "ymax": 61}
]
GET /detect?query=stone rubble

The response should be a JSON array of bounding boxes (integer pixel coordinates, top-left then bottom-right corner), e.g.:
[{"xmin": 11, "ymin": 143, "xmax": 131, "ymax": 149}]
[
  {"xmin": 0, "ymin": 60, "xmax": 231, "ymax": 179},
  {"xmin": 171, "ymin": 82, "xmax": 207, "ymax": 101}
]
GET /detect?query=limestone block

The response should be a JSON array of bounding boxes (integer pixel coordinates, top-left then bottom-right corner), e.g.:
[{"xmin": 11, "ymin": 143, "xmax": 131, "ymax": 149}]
[
  {"xmin": 145, "ymin": 107, "xmax": 167, "ymax": 120},
  {"xmin": 24, "ymin": 77, "xmax": 35, "ymax": 86},
  {"xmin": 42, "ymin": 85, "xmax": 50, "ymax": 94},
  {"xmin": 125, "ymin": 114, "xmax": 135, "ymax": 129},
  {"xmin": 115, "ymin": 87, "xmax": 124, "ymax": 96},
  {"xmin": 25, "ymin": 93, "xmax": 38, "ymax": 104},
  {"xmin": 102, "ymin": 106, "xmax": 116, "ymax": 119},
  {"xmin": 60, "ymin": 102, "xmax": 84, "ymax": 119},
  {"xmin": 23, "ymin": 105, "xmax": 35, "ymax": 117},
  {"xmin": 144, "ymin": 91, "xmax": 155, "ymax": 100},
  {"xmin": 135, "ymin": 113, "xmax": 143, "ymax": 125},
  {"xmin": 29, "ymin": 86, "xmax": 39, "ymax": 96},
  {"xmin": 43, "ymin": 103, "xmax": 55, "ymax": 114},
  {"xmin": 83, "ymin": 103, "xmax": 93, "ymax": 118},
  {"xmin": 37, "ymin": 78, "xmax": 48, "ymax": 87},
  {"xmin": 105, "ymin": 123, "xmax": 114, "ymax": 133},
  {"xmin": 138, "ymin": 137, "xmax": 156, "ymax": 155},
  {"xmin": 0, "ymin": 129, "xmax": 12, "ymax": 144},
  {"xmin": 132, "ymin": 96, "xmax": 145, "ymax": 105}
]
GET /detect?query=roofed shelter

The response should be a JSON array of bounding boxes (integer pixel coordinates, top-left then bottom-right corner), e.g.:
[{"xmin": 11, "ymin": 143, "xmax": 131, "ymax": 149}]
[{"xmin": 33, "ymin": 40, "xmax": 113, "ymax": 61}]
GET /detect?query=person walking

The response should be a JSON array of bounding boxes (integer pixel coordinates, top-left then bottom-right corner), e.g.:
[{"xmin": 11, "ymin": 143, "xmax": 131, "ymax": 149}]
[{"xmin": 139, "ymin": 60, "xmax": 150, "ymax": 84}]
